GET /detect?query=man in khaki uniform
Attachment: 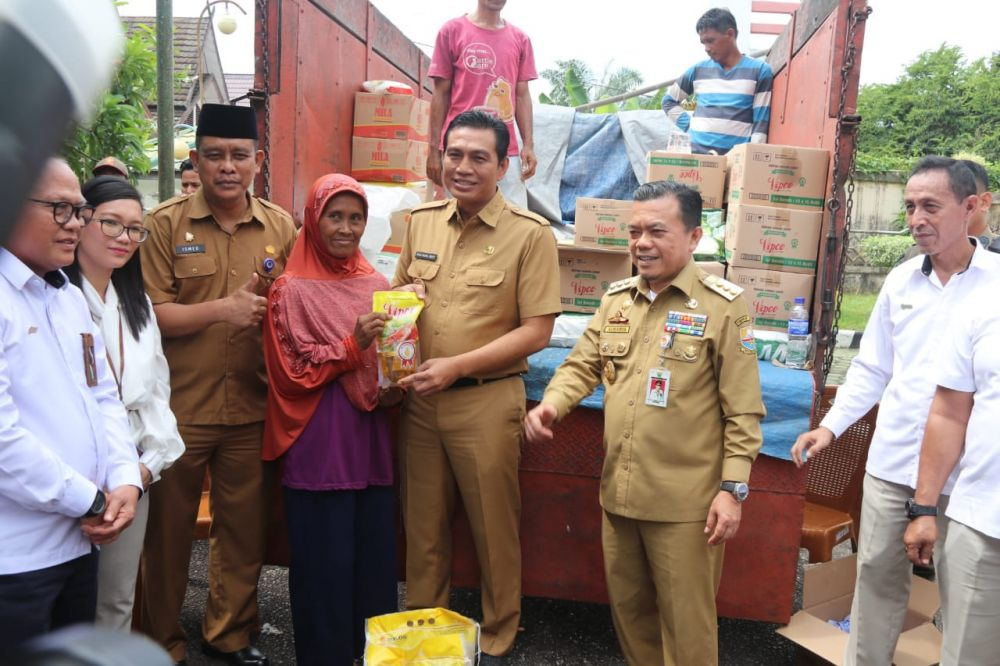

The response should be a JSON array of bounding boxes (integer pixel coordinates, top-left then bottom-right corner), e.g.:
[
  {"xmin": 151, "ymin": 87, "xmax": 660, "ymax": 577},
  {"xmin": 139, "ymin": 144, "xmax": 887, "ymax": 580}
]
[
  {"xmin": 392, "ymin": 110, "xmax": 560, "ymax": 662},
  {"xmin": 525, "ymin": 181, "xmax": 764, "ymax": 666},
  {"xmin": 140, "ymin": 104, "xmax": 296, "ymax": 666}
]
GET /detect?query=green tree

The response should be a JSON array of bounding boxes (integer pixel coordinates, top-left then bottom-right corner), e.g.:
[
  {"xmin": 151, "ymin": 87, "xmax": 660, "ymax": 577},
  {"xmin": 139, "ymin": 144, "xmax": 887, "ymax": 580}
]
[
  {"xmin": 63, "ymin": 21, "xmax": 157, "ymax": 182},
  {"xmin": 539, "ymin": 59, "xmax": 664, "ymax": 113},
  {"xmin": 856, "ymin": 44, "xmax": 999, "ymax": 186}
]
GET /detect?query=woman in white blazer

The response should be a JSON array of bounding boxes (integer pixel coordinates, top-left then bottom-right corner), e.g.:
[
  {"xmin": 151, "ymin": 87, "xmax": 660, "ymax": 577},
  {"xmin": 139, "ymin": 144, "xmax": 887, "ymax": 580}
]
[{"xmin": 65, "ymin": 175, "xmax": 185, "ymax": 630}]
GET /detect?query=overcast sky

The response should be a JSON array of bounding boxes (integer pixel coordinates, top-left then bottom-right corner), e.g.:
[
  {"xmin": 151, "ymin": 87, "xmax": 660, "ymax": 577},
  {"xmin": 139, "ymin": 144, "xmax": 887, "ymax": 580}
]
[{"xmin": 119, "ymin": 0, "xmax": 996, "ymax": 96}]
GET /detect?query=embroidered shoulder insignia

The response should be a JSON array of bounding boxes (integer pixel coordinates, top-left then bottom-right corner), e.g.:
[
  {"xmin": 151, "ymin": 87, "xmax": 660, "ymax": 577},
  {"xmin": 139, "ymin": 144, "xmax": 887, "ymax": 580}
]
[
  {"xmin": 509, "ymin": 206, "xmax": 551, "ymax": 226},
  {"xmin": 607, "ymin": 276, "xmax": 638, "ymax": 295},
  {"xmin": 412, "ymin": 199, "xmax": 450, "ymax": 212},
  {"xmin": 699, "ymin": 272, "xmax": 743, "ymax": 301}
]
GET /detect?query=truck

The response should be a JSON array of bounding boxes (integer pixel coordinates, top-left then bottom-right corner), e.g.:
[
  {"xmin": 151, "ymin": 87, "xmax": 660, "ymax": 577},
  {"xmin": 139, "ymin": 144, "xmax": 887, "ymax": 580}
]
[{"xmin": 249, "ymin": 0, "xmax": 870, "ymax": 625}]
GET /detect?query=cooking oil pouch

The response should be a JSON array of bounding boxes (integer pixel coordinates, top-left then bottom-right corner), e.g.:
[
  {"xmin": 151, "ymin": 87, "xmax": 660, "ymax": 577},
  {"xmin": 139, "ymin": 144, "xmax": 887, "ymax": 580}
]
[
  {"xmin": 373, "ymin": 291, "xmax": 424, "ymax": 388},
  {"xmin": 364, "ymin": 607, "xmax": 480, "ymax": 665}
]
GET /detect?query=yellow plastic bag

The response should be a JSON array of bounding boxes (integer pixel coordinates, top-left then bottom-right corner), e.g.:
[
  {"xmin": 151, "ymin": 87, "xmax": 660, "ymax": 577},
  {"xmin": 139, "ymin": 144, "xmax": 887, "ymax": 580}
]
[
  {"xmin": 372, "ymin": 291, "xmax": 424, "ymax": 389},
  {"xmin": 364, "ymin": 607, "xmax": 480, "ymax": 665}
]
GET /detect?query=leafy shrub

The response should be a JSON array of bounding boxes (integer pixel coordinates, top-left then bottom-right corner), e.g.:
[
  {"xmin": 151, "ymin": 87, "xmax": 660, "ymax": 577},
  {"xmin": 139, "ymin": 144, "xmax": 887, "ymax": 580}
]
[{"xmin": 860, "ymin": 234, "xmax": 913, "ymax": 267}]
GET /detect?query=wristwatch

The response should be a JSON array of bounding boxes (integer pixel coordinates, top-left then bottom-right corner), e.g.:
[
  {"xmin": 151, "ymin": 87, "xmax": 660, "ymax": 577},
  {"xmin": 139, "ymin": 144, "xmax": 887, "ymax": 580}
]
[
  {"xmin": 82, "ymin": 489, "xmax": 106, "ymax": 518},
  {"xmin": 905, "ymin": 498, "xmax": 937, "ymax": 520},
  {"xmin": 720, "ymin": 481, "xmax": 750, "ymax": 503}
]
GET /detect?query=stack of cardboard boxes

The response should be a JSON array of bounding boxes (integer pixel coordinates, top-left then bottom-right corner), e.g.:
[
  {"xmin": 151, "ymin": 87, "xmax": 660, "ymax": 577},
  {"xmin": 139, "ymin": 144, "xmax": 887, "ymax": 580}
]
[
  {"xmin": 351, "ymin": 92, "xmax": 430, "ymax": 184},
  {"xmin": 554, "ymin": 143, "xmax": 831, "ymax": 321},
  {"xmin": 724, "ymin": 143, "xmax": 829, "ymax": 332},
  {"xmin": 558, "ymin": 150, "xmax": 734, "ymax": 314},
  {"xmin": 559, "ymin": 198, "xmax": 633, "ymax": 313}
]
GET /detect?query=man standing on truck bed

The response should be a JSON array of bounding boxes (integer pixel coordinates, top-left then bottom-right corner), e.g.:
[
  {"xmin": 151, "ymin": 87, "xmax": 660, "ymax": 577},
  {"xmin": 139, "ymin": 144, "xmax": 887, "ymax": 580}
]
[
  {"xmin": 393, "ymin": 110, "xmax": 560, "ymax": 663},
  {"xmin": 426, "ymin": 0, "xmax": 537, "ymax": 207},
  {"xmin": 525, "ymin": 180, "xmax": 765, "ymax": 665},
  {"xmin": 661, "ymin": 7, "xmax": 773, "ymax": 155},
  {"xmin": 791, "ymin": 156, "xmax": 1000, "ymax": 666}
]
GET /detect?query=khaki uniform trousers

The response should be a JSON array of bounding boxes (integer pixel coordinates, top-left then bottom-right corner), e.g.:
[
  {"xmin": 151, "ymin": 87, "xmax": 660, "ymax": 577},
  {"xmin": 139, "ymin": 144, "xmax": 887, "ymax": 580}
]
[
  {"xmin": 940, "ymin": 520, "xmax": 1000, "ymax": 666},
  {"xmin": 602, "ymin": 511, "xmax": 724, "ymax": 666},
  {"xmin": 845, "ymin": 474, "xmax": 950, "ymax": 666},
  {"xmin": 400, "ymin": 376, "xmax": 525, "ymax": 657},
  {"xmin": 140, "ymin": 423, "xmax": 268, "ymax": 661}
]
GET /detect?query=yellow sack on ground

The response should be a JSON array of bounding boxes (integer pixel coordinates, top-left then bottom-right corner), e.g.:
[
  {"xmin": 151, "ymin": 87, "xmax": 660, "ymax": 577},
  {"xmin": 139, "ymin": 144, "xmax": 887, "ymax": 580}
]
[{"xmin": 364, "ymin": 607, "xmax": 479, "ymax": 665}]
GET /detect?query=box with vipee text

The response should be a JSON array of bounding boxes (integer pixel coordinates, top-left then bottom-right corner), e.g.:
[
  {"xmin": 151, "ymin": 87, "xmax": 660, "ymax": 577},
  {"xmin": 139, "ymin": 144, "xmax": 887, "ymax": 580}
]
[{"xmin": 727, "ymin": 143, "xmax": 829, "ymax": 211}]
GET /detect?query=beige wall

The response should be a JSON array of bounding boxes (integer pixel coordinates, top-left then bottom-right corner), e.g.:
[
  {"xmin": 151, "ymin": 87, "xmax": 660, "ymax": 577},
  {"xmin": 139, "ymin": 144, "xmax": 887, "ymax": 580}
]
[{"xmin": 852, "ymin": 173, "xmax": 999, "ymax": 233}]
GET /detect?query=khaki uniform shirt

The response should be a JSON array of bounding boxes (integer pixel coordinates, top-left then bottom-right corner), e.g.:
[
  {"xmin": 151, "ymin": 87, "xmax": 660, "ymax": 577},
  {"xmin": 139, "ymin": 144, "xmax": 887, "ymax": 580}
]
[
  {"xmin": 143, "ymin": 190, "xmax": 297, "ymax": 425},
  {"xmin": 542, "ymin": 261, "xmax": 765, "ymax": 523},
  {"xmin": 391, "ymin": 190, "xmax": 561, "ymax": 375}
]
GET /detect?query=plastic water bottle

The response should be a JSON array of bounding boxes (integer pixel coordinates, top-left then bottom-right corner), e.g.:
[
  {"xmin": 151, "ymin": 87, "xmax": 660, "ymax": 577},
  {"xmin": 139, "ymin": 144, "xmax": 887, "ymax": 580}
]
[{"xmin": 785, "ymin": 297, "xmax": 810, "ymax": 369}]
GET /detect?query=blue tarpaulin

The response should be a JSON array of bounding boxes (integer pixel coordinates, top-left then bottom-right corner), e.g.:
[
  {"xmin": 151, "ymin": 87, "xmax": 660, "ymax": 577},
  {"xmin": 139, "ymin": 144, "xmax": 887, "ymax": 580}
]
[
  {"xmin": 525, "ymin": 347, "xmax": 813, "ymax": 461},
  {"xmin": 559, "ymin": 113, "xmax": 641, "ymax": 222}
]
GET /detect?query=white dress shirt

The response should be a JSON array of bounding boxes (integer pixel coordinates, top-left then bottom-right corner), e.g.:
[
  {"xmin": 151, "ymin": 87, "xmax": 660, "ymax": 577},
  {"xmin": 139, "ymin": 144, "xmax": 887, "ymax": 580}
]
[
  {"xmin": 821, "ymin": 240, "xmax": 1000, "ymax": 490},
  {"xmin": 0, "ymin": 249, "xmax": 140, "ymax": 574},
  {"xmin": 935, "ymin": 279, "xmax": 1000, "ymax": 538},
  {"xmin": 80, "ymin": 278, "xmax": 184, "ymax": 483}
]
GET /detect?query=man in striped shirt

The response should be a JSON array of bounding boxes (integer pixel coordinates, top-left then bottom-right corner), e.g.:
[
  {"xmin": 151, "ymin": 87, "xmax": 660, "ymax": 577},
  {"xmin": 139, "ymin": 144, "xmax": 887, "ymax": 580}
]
[{"xmin": 661, "ymin": 8, "xmax": 773, "ymax": 155}]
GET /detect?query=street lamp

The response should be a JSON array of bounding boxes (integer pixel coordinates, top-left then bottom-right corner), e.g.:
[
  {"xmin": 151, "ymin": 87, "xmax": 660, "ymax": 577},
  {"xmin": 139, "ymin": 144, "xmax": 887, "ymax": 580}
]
[{"xmin": 195, "ymin": 0, "xmax": 247, "ymax": 110}]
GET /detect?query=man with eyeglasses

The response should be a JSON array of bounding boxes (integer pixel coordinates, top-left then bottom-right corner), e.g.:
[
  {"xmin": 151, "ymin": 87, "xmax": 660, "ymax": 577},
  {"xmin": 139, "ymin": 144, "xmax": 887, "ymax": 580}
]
[
  {"xmin": 0, "ymin": 158, "xmax": 142, "ymax": 650},
  {"xmin": 139, "ymin": 103, "xmax": 296, "ymax": 666}
]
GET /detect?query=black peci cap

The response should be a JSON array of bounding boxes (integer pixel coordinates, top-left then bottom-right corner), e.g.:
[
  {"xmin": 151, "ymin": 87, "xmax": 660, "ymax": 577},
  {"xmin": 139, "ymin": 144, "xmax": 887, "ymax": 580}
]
[{"xmin": 196, "ymin": 103, "xmax": 258, "ymax": 140}]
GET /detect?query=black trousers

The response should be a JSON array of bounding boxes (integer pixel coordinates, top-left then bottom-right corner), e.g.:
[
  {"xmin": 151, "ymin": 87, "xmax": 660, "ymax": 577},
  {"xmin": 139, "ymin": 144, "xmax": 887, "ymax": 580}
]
[
  {"xmin": 0, "ymin": 548, "xmax": 99, "ymax": 654},
  {"xmin": 284, "ymin": 485, "xmax": 398, "ymax": 666}
]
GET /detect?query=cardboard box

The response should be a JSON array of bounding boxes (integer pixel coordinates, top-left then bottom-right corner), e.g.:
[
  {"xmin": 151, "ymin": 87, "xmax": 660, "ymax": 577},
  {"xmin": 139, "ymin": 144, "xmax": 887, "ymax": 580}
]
[
  {"xmin": 727, "ymin": 267, "xmax": 815, "ymax": 332},
  {"xmin": 725, "ymin": 204, "xmax": 823, "ymax": 274},
  {"xmin": 645, "ymin": 152, "xmax": 727, "ymax": 208},
  {"xmin": 353, "ymin": 92, "xmax": 430, "ymax": 141},
  {"xmin": 351, "ymin": 137, "xmax": 428, "ymax": 184},
  {"xmin": 727, "ymin": 143, "xmax": 830, "ymax": 211},
  {"xmin": 777, "ymin": 555, "xmax": 942, "ymax": 665},
  {"xmin": 574, "ymin": 197, "xmax": 632, "ymax": 251},
  {"xmin": 696, "ymin": 261, "xmax": 725, "ymax": 278},
  {"xmin": 558, "ymin": 245, "xmax": 633, "ymax": 314},
  {"xmin": 380, "ymin": 208, "xmax": 412, "ymax": 254}
]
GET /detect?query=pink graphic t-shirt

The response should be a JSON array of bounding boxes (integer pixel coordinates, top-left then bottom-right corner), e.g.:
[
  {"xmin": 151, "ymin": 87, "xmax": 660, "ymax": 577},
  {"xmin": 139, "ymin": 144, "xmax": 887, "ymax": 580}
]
[{"xmin": 428, "ymin": 15, "xmax": 537, "ymax": 156}]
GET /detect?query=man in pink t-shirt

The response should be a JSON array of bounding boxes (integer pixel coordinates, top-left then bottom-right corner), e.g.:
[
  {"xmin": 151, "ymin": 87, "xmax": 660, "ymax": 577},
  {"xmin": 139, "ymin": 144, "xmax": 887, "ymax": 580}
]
[{"xmin": 427, "ymin": 0, "xmax": 537, "ymax": 207}]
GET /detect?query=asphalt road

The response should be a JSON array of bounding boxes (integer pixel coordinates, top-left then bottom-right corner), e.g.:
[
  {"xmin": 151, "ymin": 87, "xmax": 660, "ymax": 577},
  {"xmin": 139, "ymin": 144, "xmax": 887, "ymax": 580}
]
[
  {"xmin": 175, "ymin": 347, "xmax": 865, "ymax": 664},
  {"xmin": 176, "ymin": 539, "xmax": 811, "ymax": 665}
]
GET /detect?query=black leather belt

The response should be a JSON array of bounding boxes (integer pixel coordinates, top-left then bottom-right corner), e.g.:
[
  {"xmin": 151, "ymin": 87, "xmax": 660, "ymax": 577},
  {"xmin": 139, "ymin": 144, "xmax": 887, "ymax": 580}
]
[{"xmin": 448, "ymin": 373, "xmax": 522, "ymax": 390}]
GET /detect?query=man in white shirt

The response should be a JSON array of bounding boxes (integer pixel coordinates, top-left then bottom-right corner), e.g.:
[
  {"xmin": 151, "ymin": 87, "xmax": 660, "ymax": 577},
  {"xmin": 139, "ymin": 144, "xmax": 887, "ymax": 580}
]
[
  {"xmin": 791, "ymin": 156, "xmax": 1000, "ymax": 665},
  {"xmin": 0, "ymin": 158, "xmax": 141, "ymax": 651},
  {"xmin": 903, "ymin": 276, "xmax": 1000, "ymax": 665}
]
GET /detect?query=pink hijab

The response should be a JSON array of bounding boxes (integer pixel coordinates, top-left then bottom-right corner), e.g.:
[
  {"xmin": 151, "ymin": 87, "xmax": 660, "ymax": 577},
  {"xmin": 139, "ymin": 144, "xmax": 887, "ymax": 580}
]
[{"xmin": 262, "ymin": 174, "xmax": 388, "ymax": 460}]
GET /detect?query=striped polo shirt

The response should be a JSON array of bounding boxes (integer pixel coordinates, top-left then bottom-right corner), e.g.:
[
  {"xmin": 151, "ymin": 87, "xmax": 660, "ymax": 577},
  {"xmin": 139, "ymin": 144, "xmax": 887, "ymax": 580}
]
[{"xmin": 661, "ymin": 55, "xmax": 773, "ymax": 155}]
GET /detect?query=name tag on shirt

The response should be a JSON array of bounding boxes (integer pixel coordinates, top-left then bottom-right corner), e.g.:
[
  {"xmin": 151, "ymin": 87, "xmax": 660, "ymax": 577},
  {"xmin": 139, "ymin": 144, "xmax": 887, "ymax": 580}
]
[
  {"xmin": 81, "ymin": 333, "xmax": 98, "ymax": 387},
  {"xmin": 645, "ymin": 368, "xmax": 670, "ymax": 408},
  {"xmin": 415, "ymin": 251, "xmax": 438, "ymax": 262},
  {"xmin": 176, "ymin": 244, "xmax": 206, "ymax": 255}
]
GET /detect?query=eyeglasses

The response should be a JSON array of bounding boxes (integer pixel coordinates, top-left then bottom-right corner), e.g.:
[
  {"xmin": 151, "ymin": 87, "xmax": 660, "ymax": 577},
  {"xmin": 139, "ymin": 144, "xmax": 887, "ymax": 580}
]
[
  {"xmin": 97, "ymin": 219, "xmax": 149, "ymax": 243},
  {"xmin": 28, "ymin": 199, "xmax": 95, "ymax": 226}
]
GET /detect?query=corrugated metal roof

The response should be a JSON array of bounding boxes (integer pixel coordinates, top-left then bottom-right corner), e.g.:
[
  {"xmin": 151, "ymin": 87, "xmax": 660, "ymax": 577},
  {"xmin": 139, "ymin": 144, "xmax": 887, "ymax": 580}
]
[
  {"xmin": 123, "ymin": 17, "xmax": 201, "ymax": 109},
  {"xmin": 225, "ymin": 73, "xmax": 254, "ymax": 106},
  {"xmin": 123, "ymin": 16, "xmax": 231, "ymax": 124}
]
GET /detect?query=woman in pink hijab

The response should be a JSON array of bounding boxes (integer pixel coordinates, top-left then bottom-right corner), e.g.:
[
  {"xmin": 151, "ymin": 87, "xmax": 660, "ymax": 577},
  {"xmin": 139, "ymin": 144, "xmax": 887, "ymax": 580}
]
[{"xmin": 262, "ymin": 174, "xmax": 397, "ymax": 665}]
